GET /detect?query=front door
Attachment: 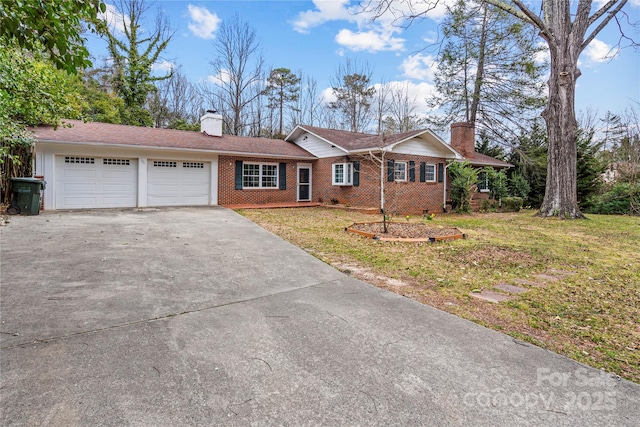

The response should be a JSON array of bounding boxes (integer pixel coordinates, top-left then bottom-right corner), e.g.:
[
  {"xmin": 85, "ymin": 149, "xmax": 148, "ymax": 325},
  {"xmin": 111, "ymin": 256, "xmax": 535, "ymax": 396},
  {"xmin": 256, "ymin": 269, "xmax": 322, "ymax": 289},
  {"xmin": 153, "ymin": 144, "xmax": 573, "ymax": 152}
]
[{"xmin": 297, "ymin": 164, "xmax": 311, "ymax": 201}]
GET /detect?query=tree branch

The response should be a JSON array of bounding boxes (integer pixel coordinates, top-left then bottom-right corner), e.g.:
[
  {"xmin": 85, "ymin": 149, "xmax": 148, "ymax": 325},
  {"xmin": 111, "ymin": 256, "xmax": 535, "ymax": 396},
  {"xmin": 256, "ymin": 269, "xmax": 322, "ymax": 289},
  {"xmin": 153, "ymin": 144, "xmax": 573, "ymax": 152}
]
[
  {"xmin": 483, "ymin": 0, "xmax": 541, "ymax": 29},
  {"xmin": 588, "ymin": 0, "xmax": 622, "ymax": 27},
  {"xmin": 582, "ymin": 0, "xmax": 628, "ymax": 51}
]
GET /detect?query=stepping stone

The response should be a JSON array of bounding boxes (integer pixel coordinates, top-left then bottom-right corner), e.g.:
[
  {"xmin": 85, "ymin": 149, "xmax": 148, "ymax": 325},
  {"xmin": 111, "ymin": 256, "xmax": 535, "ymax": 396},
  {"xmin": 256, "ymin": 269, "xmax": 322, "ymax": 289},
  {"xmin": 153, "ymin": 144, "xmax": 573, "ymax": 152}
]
[
  {"xmin": 514, "ymin": 278, "xmax": 544, "ymax": 287},
  {"xmin": 533, "ymin": 274, "xmax": 560, "ymax": 282},
  {"xmin": 469, "ymin": 290, "xmax": 512, "ymax": 303},
  {"xmin": 494, "ymin": 283, "xmax": 528, "ymax": 294},
  {"xmin": 546, "ymin": 269, "xmax": 576, "ymax": 277}
]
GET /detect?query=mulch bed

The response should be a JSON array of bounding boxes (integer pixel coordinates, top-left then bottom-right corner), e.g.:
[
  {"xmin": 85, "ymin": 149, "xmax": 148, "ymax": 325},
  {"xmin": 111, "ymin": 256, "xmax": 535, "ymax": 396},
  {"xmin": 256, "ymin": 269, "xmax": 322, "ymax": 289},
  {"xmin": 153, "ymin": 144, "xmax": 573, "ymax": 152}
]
[{"xmin": 347, "ymin": 221, "xmax": 463, "ymax": 240}]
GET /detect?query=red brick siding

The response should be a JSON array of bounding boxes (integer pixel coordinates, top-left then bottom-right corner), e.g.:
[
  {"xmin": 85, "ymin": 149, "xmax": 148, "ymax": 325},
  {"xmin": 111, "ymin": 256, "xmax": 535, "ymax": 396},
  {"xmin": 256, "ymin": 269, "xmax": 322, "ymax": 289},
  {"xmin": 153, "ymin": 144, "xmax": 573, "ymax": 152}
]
[
  {"xmin": 218, "ymin": 156, "xmax": 301, "ymax": 205},
  {"xmin": 314, "ymin": 154, "xmax": 446, "ymax": 215}
]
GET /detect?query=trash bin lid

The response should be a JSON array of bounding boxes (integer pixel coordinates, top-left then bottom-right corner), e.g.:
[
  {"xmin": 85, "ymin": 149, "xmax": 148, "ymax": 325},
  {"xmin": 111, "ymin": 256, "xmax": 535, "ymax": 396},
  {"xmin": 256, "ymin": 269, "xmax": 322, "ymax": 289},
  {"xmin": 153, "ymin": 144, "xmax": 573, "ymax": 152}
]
[{"xmin": 10, "ymin": 177, "xmax": 44, "ymax": 184}]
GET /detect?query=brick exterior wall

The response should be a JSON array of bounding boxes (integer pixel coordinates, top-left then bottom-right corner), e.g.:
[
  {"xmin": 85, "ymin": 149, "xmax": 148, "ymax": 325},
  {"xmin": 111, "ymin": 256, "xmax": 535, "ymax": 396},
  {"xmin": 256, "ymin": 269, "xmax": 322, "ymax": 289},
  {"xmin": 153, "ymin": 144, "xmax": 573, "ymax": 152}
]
[
  {"xmin": 219, "ymin": 154, "xmax": 448, "ymax": 214},
  {"xmin": 314, "ymin": 154, "xmax": 446, "ymax": 215},
  {"xmin": 218, "ymin": 155, "xmax": 302, "ymax": 205}
]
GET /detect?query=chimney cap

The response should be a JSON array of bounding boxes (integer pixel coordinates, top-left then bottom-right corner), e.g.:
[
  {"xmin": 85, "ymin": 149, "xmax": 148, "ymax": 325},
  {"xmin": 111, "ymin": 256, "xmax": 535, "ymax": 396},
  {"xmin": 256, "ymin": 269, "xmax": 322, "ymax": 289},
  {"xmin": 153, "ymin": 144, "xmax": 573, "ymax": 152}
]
[
  {"xmin": 206, "ymin": 109, "xmax": 218, "ymax": 114},
  {"xmin": 451, "ymin": 122, "xmax": 475, "ymax": 129}
]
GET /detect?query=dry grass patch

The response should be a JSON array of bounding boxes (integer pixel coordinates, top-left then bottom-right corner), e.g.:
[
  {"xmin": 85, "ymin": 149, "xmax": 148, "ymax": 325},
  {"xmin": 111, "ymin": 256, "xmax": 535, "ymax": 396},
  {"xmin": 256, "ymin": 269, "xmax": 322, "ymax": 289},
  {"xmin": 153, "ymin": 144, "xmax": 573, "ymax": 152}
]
[{"xmin": 238, "ymin": 207, "xmax": 640, "ymax": 383}]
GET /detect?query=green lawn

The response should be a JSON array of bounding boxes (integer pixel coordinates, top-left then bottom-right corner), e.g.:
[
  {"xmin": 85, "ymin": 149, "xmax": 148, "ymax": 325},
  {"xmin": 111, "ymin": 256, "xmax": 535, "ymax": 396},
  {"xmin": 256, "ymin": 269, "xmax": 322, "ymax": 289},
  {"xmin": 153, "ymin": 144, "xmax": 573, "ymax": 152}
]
[{"xmin": 238, "ymin": 207, "xmax": 640, "ymax": 383}]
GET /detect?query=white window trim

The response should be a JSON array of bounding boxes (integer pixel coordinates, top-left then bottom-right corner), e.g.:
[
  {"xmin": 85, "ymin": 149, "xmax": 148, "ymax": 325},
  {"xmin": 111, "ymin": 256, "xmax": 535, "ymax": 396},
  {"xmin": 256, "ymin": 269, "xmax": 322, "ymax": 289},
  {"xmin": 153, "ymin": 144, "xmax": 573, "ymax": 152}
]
[
  {"xmin": 394, "ymin": 161, "xmax": 408, "ymax": 182},
  {"xmin": 332, "ymin": 163, "xmax": 353, "ymax": 186},
  {"xmin": 243, "ymin": 162, "xmax": 279, "ymax": 189},
  {"xmin": 425, "ymin": 163, "xmax": 436, "ymax": 183},
  {"xmin": 478, "ymin": 171, "xmax": 490, "ymax": 192}
]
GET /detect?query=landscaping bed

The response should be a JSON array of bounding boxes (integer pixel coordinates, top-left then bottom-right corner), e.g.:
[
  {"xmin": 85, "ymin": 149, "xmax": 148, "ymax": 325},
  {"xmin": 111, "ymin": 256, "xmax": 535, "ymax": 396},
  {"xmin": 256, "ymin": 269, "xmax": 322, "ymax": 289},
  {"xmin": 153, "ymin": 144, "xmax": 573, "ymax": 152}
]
[{"xmin": 347, "ymin": 221, "xmax": 464, "ymax": 241}]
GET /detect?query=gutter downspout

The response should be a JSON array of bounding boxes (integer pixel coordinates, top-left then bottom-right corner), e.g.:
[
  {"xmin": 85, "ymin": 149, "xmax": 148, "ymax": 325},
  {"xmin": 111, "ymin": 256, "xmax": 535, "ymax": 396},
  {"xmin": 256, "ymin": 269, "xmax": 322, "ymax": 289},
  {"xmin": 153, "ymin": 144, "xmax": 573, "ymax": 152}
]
[
  {"xmin": 443, "ymin": 161, "xmax": 451, "ymax": 212},
  {"xmin": 369, "ymin": 149, "xmax": 385, "ymax": 214}
]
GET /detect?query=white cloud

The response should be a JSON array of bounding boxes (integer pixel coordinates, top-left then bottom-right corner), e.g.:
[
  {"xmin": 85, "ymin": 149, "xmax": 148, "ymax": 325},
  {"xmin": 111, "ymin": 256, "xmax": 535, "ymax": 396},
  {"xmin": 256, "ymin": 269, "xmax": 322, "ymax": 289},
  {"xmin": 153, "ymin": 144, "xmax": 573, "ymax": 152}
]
[
  {"xmin": 187, "ymin": 5, "xmax": 221, "ymax": 40},
  {"xmin": 320, "ymin": 80, "xmax": 436, "ymax": 113},
  {"xmin": 292, "ymin": 0, "xmax": 456, "ymax": 35},
  {"xmin": 422, "ymin": 31, "xmax": 438, "ymax": 44},
  {"xmin": 152, "ymin": 60, "xmax": 175, "ymax": 73},
  {"xmin": 99, "ymin": 3, "xmax": 129, "ymax": 34},
  {"xmin": 594, "ymin": 0, "xmax": 640, "ymax": 8},
  {"xmin": 401, "ymin": 53, "xmax": 437, "ymax": 81},
  {"xmin": 375, "ymin": 80, "xmax": 437, "ymax": 113},
  {"xmin": 373, "ymin": 0, "xmax": 454, "ymax": 23},
  {"xmin": 207, "ymin": 70, "xmax": 231, "ymax": 86},
  {"xmin": 320, "ymin": 87, "xmax": 337, "ymax": 106},
  {"xmin": 584, "ymin": 38, "xmax": 619, "ymax": 63},
  {"xmin": 534, "ymin": 42, "xmax": 550, "ymax": 65},
  {"xmin": 335, "ymin": 29, "xmax": 405, "ymax": 52},
  {"xmin": 292, "ymin": 0, "xmax": 354, "ymax": 34},
  {"xmin": 404, "ymin": 0, "xmax": 452, "ymax": 22}
]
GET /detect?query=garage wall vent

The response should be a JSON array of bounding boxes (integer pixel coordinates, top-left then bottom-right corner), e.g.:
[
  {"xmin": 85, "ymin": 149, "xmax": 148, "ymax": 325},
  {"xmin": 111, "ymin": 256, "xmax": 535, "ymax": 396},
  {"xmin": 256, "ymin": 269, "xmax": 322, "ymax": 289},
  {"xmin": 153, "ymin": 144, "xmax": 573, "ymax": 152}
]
[
  {"xmin": 103, "ymin": 158, "xmax": 131, "ymax": 166},
  {"xmin": 153, "ymin": 161, "xmax": 177, "ymax": 168},
  {"xmin": 65, "ymin": 156, "xmax": 95, "ymax": 164},
  {"xmin": 183, "ymin": 162, "xmax": 204, "ymax": 168}
]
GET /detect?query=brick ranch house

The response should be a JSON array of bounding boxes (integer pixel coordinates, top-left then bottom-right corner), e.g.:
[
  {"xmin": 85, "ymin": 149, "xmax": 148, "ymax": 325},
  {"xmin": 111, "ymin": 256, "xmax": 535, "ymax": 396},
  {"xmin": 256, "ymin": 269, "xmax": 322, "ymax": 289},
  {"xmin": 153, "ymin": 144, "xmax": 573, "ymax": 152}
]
[{"xmin": 31, "ymin": 113, "xmax": 510, "ymax": 214}]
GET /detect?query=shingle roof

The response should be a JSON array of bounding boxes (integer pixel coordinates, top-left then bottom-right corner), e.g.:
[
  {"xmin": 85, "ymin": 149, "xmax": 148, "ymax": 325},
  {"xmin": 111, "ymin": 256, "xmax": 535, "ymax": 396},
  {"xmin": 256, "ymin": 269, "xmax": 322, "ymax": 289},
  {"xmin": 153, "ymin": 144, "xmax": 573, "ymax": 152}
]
[
  {"xmin": 32, "ymin": 120, "xmax": 315, "ymax": 159},
  {"xmin": 467, "ymin": 152, "xmax": 512, "ymax": 167},
  {"xmin": 297, "ymin": 125, "xmax": 510, "ymax": 166},
  {"xmin": 298, "ymin": 125, "xmax": 432, "ymax": 151},
  {"xmin": 296, "ymin": 126, "xmax": 377, "ymax": 150}
]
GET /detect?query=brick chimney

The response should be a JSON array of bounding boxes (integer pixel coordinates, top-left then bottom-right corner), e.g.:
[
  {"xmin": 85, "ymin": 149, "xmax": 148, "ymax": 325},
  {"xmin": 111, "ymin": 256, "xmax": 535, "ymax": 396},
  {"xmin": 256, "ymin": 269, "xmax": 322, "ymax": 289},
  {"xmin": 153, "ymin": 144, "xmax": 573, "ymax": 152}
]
[
  {"xmin": 200, "ymin": 110, "xmax": 223, "ymax": 137},
  {"xmin": 450, "ymin": 122, "xmax": 475, "ymax": 158}
]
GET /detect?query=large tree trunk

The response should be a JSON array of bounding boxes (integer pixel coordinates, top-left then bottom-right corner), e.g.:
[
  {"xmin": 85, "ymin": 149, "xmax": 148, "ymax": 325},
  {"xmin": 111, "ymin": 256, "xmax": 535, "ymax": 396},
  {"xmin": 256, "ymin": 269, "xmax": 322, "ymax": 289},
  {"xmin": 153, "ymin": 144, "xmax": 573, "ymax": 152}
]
[
  {"xmin": 539, "ymin": 55, "xmax": 585, "ymax": 218},
  {"xmin": 469, "ymin": 3, "xmax": 489, "ymax": 124},
  {"xmin": 537, "ymin": 1, "xmax": 586, "ymax": 219}
]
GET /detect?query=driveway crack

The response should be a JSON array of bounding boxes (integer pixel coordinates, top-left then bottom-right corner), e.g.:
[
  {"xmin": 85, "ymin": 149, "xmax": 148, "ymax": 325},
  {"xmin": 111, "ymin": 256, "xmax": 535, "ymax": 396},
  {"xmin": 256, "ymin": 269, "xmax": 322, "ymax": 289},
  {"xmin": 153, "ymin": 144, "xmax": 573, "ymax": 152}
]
[{"xmin": 1, "ymin": 279, "xmax": 342, "ymax": 350}]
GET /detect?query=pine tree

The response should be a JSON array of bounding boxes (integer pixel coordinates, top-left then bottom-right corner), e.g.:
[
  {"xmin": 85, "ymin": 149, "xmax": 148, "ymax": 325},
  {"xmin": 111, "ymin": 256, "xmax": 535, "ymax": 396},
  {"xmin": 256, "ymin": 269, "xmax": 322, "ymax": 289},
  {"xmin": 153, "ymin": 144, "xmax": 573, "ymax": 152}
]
[
  {"xmin": 330, "ymin": 60, "xmax": 376, "ymax": 133},
  {"xmin": 264, "ymin": 68, "xmax": 300, "ymax": 137},
  {"xmin": 428, "ymin": 0, "xmax": 547, "ymax": 144}
]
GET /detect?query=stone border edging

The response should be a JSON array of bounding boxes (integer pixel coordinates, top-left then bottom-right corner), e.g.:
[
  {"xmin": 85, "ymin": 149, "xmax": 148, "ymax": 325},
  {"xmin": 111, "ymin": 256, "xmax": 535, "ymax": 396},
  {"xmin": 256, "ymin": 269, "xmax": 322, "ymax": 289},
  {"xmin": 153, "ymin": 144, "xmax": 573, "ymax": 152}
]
[{"xmin": 345, "ymin": 222, "xmax": 466, "ymax": 242}]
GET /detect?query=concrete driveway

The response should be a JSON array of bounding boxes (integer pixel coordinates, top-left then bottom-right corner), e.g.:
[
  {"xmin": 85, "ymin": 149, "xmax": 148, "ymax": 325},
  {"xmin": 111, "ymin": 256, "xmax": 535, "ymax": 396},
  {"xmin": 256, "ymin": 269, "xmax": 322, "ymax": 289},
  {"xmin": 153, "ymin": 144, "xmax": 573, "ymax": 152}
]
[{"xmin": 1, "ymin": 207, "xmax": 638, "ymax": 426}]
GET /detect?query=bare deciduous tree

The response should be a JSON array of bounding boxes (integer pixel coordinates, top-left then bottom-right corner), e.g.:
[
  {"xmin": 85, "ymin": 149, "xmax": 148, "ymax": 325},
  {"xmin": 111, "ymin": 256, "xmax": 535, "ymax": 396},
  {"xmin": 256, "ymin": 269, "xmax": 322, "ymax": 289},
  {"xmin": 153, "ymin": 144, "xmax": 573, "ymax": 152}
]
[
  {"xmin": 208, "ymin": 14, "xmax": 264, "ymax": 136},
  {"xmin": 149, "ymin": 67, "xmax": 203, "ymax": 128},
  {"xmin": 382, "ymin": 82, "xmax": 427, "ymax": 133}
]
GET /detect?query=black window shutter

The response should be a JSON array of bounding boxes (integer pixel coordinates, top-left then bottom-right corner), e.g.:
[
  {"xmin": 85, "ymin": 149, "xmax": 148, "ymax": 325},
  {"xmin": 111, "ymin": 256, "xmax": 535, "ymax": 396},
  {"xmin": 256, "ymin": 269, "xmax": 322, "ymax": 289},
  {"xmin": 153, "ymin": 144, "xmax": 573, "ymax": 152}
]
[
  {"xmin": 387, "ymin": 159, "xmax": 395, "ymax": 182},
  {"xmin": 353, "ymin": 161, "xmax": 360, "ymax": 186},
  {"xmin": 420, "ymin": 162, "xmax": 426, "ymax": 182},
  {"xmin": 438, "ymin": 162, "xmax": 444, "ymax": 183},
  {"xmin": 409, "ymin": 161, "xmax": 415, "ymax": 182},
  {"xmin": 235, "ymin": 160, "xmax": 243, "ymax": 190},
  {"xmin": 279, "ymin": 163, "xmax": 287, "ymax": 190}
]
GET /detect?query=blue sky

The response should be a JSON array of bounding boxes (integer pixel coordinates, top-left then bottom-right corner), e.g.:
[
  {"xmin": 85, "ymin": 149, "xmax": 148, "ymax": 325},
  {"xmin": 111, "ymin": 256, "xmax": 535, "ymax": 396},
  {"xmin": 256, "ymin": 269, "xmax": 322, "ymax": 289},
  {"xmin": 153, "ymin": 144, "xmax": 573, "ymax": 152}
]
[{"xmin": 86, "ymin": 0, "xmax": 640, "ymax": 123}]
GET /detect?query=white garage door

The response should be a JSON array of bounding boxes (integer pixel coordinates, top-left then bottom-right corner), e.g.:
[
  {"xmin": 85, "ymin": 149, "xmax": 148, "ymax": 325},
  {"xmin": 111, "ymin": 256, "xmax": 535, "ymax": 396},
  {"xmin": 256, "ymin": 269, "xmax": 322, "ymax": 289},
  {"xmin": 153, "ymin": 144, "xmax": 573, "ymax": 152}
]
[
  {"xmin": 147, "ymin": 160, "xmax": 211, "ymax": 206},
  {"xmin": 55, "ymin": 156, "xmax": 137, "ymax": 209}
]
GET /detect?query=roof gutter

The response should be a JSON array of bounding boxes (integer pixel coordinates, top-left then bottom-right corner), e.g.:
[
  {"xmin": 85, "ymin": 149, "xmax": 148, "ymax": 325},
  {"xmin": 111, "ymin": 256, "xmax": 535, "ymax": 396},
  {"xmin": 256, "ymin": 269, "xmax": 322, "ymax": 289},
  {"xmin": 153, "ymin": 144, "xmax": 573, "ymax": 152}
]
[{"xmin": 35, "ymin": 139, "xmax": 317, "ymax": 161}]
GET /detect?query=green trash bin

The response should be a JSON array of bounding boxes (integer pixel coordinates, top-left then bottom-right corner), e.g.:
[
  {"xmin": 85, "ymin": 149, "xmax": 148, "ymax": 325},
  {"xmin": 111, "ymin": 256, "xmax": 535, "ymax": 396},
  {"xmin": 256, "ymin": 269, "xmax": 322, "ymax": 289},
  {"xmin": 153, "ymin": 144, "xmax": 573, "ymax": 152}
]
[{"xmin": 8, "ymin": 177, "xmax": 45, "ymax": 215}]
